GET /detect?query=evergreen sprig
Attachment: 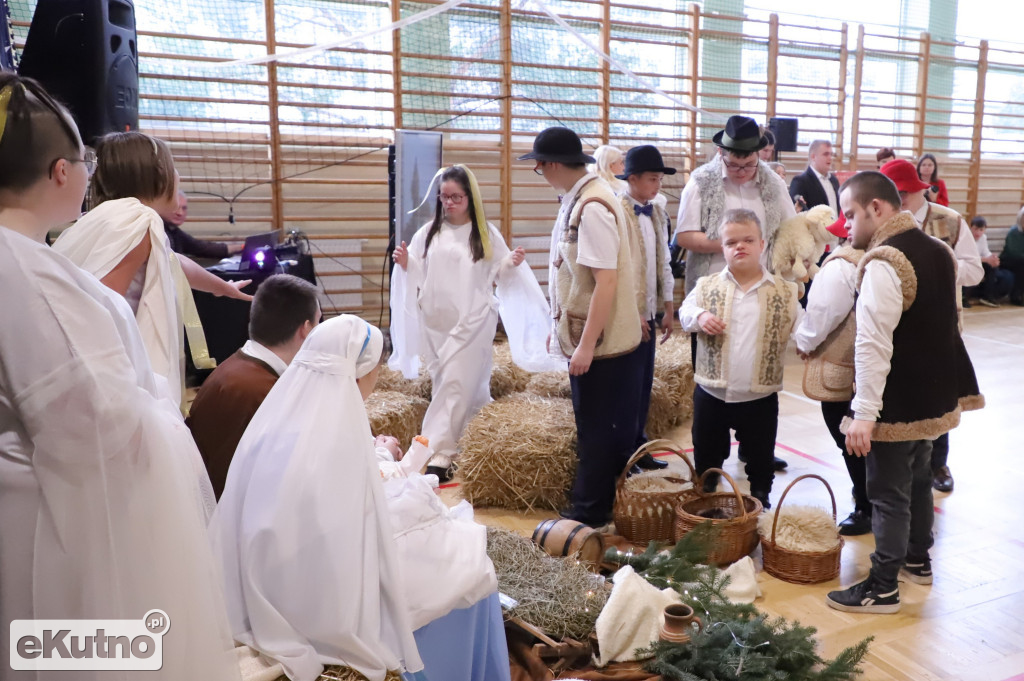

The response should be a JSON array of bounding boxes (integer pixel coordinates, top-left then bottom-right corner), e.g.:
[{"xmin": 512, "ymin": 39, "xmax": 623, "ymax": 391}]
[{"xmin": 603, "ymin": 522, "xmax": 872, "ymax": 680}]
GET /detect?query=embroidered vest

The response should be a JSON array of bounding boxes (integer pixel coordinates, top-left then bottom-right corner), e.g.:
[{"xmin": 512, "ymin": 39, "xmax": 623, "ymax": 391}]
[
  {"xmin": 684, "ymin": 155, "xmax": 789, "ymax": 294},
  {"xmin": 848, "ymin": 213, "xmax": 984, "ymax": 442},
  {"xmin": 921, "ymin": 202, "xmax": 961, "ymax": 248},
  {"xmin": 619, "ymin": 195, "xmax": 670, "ymax": 317},
  {"xmin": 693, "ymin": 272, "xmax": 799, "ymax": 394},
  {"xmin": 552, "ymin": 177, "xmax": 642, "ymax": 359},
  {"xmin": 801, "ymin": 246, "xmax": 864, "ymax": 402}
]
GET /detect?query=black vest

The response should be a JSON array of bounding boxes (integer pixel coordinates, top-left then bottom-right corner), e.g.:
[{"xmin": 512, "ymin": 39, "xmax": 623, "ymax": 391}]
[{"xmin": 861, "ymin": 222, "xmax": 983, "ymax": 441}]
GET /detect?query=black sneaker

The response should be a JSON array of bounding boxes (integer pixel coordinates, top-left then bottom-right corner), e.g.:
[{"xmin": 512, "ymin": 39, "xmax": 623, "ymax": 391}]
[
  {"xmin": 826, "ymin": 577, "xmax": 900, "ymax": 614},
  {"xmin": 701, "ymin": 471, "xmax": 720, "ymax": 493},
  {"xmin": 749, "ymin": 488, "xmax": 771, "ymax": 511},
  {"xmin": 900, "ymin": 557, "xmax": 933, "ymax": 585}
]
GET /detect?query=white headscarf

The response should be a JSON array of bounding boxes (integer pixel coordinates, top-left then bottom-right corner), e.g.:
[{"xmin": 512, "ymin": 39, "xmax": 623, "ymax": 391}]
[{"xmin": 210, "ymin": 315, "xmax": 422, "ymax": 681}]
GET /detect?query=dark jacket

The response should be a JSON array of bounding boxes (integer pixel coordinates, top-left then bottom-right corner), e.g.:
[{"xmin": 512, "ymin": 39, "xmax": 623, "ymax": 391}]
[
  {"xmin": 164, "ymin": 220, "xmax": 230, "ymax": 259},
  {"xmin": 789, "ymin": 166, "xmax": 839, "ymax": 212}
]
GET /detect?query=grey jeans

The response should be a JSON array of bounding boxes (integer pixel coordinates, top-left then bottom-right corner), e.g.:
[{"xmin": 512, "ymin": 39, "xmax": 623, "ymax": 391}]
[{"xmin": 866, "ymin": 439, "xmax": 936, "ymax": 589}]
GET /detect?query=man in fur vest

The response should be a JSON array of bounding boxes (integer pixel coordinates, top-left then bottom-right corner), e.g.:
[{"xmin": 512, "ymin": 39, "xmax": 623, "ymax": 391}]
[
  {"xmin": 879, "ymin": 159, "xmax": 983, "ymax": 494},
  {"xmin": 520, "ymin": 126, "xmax": 644, "ymax": 528},
  {"xmin": 793, "ymin": 212, "xmax": 871, "ymax": 536},
  {"xmin": 676, "ymin": 115, "xmax": 796, "ymax": 471},
  {"xmin": 827, "ymin": 172, "xmax": 984, "ymax": 614}
]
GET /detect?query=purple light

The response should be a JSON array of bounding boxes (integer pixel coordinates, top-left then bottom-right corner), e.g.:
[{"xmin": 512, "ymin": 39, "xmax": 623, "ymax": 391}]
[{"xmin": 255, "ymin": 250, "xmax": 265, "ymax": 264}]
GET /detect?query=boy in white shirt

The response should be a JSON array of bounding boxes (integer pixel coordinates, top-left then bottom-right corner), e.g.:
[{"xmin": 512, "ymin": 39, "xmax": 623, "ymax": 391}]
[{"xmin": 679, "ymin": 209, "xmax": 801, "ymax": 509}]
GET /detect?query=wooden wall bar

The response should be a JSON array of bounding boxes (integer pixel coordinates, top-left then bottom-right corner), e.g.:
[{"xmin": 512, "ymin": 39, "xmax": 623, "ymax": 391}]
[{"xmin": 12, "ymin": 1, "xmax": 1024, "ymax": 318}]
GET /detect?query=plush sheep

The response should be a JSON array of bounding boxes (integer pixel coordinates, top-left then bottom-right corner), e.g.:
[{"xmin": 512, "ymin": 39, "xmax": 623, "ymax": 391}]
[{"xmin": 769, "ymin": 204, "xmax": 837, "ymax": 288}]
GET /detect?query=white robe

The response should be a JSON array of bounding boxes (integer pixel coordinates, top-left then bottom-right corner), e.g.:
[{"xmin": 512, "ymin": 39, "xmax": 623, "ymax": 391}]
[
  {"xmin": 209, "ymin": 316, "xmax": 424, "ymax": 681},
  {"xmin": 389, "ymin": 220, "xmax": 558, "ymax": 464},
  {"xmin": 52, "ymin": 197, "xmax": 193, "ymax": 407},
  {"xmin": 0, "ymin": 226, "xmax": 236, "ymax": 680}
]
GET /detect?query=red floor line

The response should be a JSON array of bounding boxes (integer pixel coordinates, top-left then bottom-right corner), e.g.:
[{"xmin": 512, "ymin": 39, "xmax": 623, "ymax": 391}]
[{"xmin": 772, "ymin": 442, "xmax": 844, "ymax": 471}]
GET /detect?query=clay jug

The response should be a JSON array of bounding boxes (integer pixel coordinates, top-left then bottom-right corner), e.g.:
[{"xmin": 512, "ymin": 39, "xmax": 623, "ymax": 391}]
[{"xmin": 659, "ymin": 602, "xmax": 704, "ymax": 644}]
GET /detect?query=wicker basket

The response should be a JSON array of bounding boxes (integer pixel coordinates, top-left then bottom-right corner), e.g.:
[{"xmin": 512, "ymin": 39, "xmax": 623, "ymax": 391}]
[
  {"xmin": 673, "ymin": 468, "xmax": 762, "ymax": 566},
  {"xmin": 613, "ymin": 439, "xmax": 698, "ymax": 543},
  {"xmin": 760, "ymin": 474, "xmax": 843, "ymax": 584}
]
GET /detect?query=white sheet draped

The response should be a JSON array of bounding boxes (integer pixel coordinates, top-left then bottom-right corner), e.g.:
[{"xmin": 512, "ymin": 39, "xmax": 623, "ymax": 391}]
[
  {"xmin": 209, "ymin": 315, "xmax": 423, "ymax": 681},
  {"xmin": 0, "ymin": 226, "xmax": 236, "ymax": 681},
  {"xmin": 53, "ymin": 197, "xmax": 190, "ymax": 406}
]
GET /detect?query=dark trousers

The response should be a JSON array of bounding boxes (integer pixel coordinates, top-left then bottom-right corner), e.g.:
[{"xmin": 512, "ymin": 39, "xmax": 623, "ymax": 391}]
[
  {"xmin": 634, "ymin": 320, "xmax": 657, "ymax": 448},
  {"xmin": 821, "ymin": 400, "xmax": 870, "ymax": 514},
  {"xmin": 691, "ymin": 386, "xmax": 778, "ymax": 494},
  {"xmin": 931, "ymin": 432, "xmax": 949, "ymax": 471},
  {"xmin": 1002, "ymin": 254, "xmax": 1024, "ymax": 302},
  {"xmin": 567, "ymin": 346, "xmax": 645, "ymax": 526},
  {"xmin": 866, "ymin": 439, "xmax": 935, "ymax": 590}
]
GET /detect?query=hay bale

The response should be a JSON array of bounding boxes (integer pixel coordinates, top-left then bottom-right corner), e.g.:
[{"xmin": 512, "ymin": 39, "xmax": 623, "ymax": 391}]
[
  {"xmin": 458, "ymin": 394, "xmax": 577, "ymax": 512},
  {"xmin": 653, "ymin": 334, "xmax": 696, "ymax": 424},
  {"xmin": 375, "ymin": 365, "xmax": 432, "ymax": 401},
  {"xmin": 525, "ymin": 370, "xmax": 572, "ymax": 399},
  {"xmin": 644, "ymin": 376, "xmax": 678, "ymax": 438},
  {"xmin": 365, "ymin": 390, "xmax": 429, "ymax": 451},
  {"xmin": 490, "ymin": 341, "xmax": 532, "ymax": 398},
  {"xmin": 486, "ymin": 527, "xmax": 607, "ymax": 640}
]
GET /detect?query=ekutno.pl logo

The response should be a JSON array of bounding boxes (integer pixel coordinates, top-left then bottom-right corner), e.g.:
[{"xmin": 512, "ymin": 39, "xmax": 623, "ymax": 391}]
[{"xmin": 9, "ymin": 610, "xmax": 169, "ymax": 671}]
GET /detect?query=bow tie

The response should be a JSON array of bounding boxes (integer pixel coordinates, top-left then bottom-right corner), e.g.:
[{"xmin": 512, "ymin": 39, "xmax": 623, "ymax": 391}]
[{"xmin": 633, "ymin": 203, "xmax": 653, "ymax": 217}]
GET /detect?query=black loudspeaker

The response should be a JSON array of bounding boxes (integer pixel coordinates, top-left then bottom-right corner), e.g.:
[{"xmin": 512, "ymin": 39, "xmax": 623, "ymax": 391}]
[
  {"xmin": 1, "ymin": 0, "xmax": 16, "ymax": 71},
  {"xmin": 18, "ymin": 0, "xmax": 138, "ymax": 144},
  {"xmin": 769, "ymin": 117, "xmax": 798, "ymax": 153}
]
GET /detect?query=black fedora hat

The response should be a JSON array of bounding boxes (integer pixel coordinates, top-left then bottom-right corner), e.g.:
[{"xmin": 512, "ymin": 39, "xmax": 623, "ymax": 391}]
[
  {"xmin": 616, "ymin": 145, "xmax": 677, "ymax": 179},
  {"xmin": 517, "ymin": 126, "xmax": 596, "ymax": 164},
  {"xmin": 712, "ymin": 115, "xmax": 768, "ymax": 152}
]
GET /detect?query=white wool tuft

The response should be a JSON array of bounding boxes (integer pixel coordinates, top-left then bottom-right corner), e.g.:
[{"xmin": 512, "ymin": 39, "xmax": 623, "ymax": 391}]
[{"xmin": 758, "ymin": 504, "xmax": 840, "ymax": 552}]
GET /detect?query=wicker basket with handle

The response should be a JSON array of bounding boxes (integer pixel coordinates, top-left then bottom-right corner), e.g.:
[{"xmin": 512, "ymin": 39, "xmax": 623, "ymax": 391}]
[
  {"xmin": 673, "ymin": 468, "xmax": 762, "ymax": 566},
  {"xmin": 760, "ymin": 473, "xmax": 843, "ymax": 584},
  {"xmin": 613, "ymin": 439, "xmax": 698, "ymax": 543}
]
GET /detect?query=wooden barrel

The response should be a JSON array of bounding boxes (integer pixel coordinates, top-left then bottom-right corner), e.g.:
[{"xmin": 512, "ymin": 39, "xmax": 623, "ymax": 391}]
[{"xmin": 531, "ymin": 519, "xmax": 605, "ymax": 570}]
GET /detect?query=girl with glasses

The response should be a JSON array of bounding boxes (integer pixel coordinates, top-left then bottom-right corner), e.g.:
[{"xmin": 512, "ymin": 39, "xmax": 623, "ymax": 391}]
[{"xmin": 390, "ymin": 165, "xmax": 556, "ymax": 481}]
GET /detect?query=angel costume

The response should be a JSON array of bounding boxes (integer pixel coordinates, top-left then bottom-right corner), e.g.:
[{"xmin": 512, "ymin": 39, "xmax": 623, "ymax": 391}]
[
  {"xmin": 389, "ymin": 220, "xmax": 557, "ymax": 467},
  {"xmin": 209, "ymin": 316, "xmax": 424, "ymax": 681},
  {"xmin": 53, "ymin": 197, "xmax": 215, "ymax": 408},
  {"xmin": 0, "ymin": 225, "xmax": 236, "ymax": 680}
]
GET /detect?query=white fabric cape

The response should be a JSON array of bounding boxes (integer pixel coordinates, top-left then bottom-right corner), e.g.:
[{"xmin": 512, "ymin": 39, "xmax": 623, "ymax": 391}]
[
  {"xmin": 383, "ymin": 476, "xmax": 497, "ymax": 629},
  {"xmin": 389, "ymin": 220, "xmax": 560, "ymax": 380},
  {"xmin": 0, "ymin": 226, "xmax": 236, "ymax": 680},
  {"xmin": 209, "ymin": 315, "xmax": 424, "ymax": 681},
  {"xmin": 53, "ymin": 197, "xmax": 189, "ymax": 406}
]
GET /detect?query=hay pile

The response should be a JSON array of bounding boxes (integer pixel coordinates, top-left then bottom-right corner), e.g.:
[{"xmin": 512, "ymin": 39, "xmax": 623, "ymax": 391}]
[
  {"xmin": 487, "ymin": 527, "xmax": 607, "ymax": 640},
  {"xmin": 758, "ymin": 504, "xmax": 841, "ymax": 552},
  {"xmin": 490, "ymin": 341, "xmax": 533, "ymax": 398},
  {"xmin": 364, "ymin": 390, "xmax": 429, "ymax": 451},
  {"xmin": 375, "ymin": 365, "xmax": 432, "ymax": 401},
  {"xmin": 653, "ymin": 334, "xmax": 696, "ymax": 424},
  {"xmin": 525, "ymin": 370, "xmax": 572, "ymax": 399},
  {"xmin": 458, "ymin": 394, "xmax": 577, "ymax": 511},
  {"xmin": 644, "ymin": 376, "xmax": 678, "ymax": 437}
]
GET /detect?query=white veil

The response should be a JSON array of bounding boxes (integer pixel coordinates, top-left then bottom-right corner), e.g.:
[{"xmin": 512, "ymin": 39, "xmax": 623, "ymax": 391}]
[{"xmin": 210, "ymin": 315, "xmax": 424, "ymax": 681}]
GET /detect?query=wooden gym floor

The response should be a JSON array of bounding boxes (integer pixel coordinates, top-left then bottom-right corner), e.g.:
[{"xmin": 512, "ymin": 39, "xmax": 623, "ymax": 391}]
[{"xmin": 446, "ymin": 304, "xmax": 1024, "ymax": 681}]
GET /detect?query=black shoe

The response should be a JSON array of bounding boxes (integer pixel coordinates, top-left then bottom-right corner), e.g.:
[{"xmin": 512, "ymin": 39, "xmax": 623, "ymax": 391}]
[
  {"xmin": 701, "ymin": 471, "xmax": 720, "ymax": 493},
  {"xmin": 978, "ymin": 298, "xmax": 999, "ymax": 308},
  {"xmin": 626, "ymin": 464, "xmax": 645, "ymax": 477},
  {"xmin": 737, "ymin": 454, "xmax": 788, "ymax": 471},
  {"xmin": 826, "ymin": 577, "xmax": 900, "ymax": 614},
  {"xmin": 932, "ymin": 466, "xmax": 954, "ymax": 493},
  {"xmin": 900, "ymin": 557, "xmax": 933, "ymax": 585},
  {"xmin": 962, "ymin": 298, "xmax": 973, "ymax": 308},
  {"xmin": 838, "ymin": 510, "xmax": 872, "ymax": 536},
  {"xmin": 750, "ymin": 489, "xmax": 771, "ymax": 510},
  {"xmin": 1011, "ymin": 295, "xmax": 1024, "ymax": 306},
  {"xmin": 635, "ymin": 454, "xmax": 669, "ymax": 470},
  {"xmin": 425, "ymin": 465, "xmax": 454, "ymax": 483}
]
